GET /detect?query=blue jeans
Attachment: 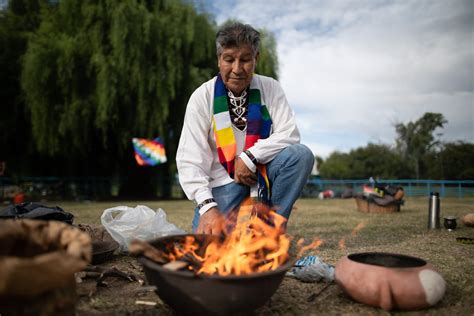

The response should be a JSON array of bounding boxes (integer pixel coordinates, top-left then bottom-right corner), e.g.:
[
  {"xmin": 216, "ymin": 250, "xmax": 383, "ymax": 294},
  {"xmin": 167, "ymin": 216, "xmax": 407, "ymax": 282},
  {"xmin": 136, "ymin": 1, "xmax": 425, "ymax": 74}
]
[{"xmin": 192, "ymin": 144, "xmax": 314, "ymax": 232}]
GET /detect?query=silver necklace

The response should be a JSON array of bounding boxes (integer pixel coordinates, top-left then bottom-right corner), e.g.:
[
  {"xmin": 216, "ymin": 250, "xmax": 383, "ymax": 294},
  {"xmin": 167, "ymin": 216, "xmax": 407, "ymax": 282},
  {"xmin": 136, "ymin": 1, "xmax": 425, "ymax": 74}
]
[{"xmin": 227, "ymin": 89, "xmax": 248, "ymax": 123}]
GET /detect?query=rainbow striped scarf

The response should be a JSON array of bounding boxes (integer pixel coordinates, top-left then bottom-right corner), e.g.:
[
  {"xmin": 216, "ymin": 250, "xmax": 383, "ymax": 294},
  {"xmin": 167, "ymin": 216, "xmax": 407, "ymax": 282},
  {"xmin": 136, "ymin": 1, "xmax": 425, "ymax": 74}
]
[{"xmin": 212, "ymin": 74, "xmax": 272, "ymax": 202}]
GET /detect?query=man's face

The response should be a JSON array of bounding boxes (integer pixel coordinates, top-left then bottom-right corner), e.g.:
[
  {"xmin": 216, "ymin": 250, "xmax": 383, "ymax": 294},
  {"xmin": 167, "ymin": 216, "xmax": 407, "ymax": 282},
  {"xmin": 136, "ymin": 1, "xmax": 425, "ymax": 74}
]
[{"xmin": 218, "ymin": 45, "xmax": 258, "ymax": 96}]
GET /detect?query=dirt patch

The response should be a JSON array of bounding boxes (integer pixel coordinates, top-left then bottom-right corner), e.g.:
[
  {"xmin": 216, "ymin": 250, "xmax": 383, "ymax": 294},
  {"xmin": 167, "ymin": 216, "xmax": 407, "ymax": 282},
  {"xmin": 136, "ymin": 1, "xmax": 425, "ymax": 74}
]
[
  {"xmin": 76, "ymin": 254, "xmax": 340, "ymax": 316},
  {"xmin": 72, "ymin": 198, "xmax": 474, "ymax": 315},
  {"xmin": 76, "ymin": 255, "xmax": 173, "ymax": 316}
]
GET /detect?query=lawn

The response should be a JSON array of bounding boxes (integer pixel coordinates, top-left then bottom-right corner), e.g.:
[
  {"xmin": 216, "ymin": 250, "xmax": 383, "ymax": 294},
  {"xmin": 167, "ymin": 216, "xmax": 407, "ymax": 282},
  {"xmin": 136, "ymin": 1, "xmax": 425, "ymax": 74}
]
[{"xmin": 67, "ymin": 197, "xmax": 474, "ymax": 315}]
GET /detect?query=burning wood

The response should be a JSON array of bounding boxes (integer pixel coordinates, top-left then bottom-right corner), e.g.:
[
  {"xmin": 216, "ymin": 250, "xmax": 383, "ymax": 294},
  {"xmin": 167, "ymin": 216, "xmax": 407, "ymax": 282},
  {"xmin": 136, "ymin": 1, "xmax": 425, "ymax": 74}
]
[
  {"xmin": 131, "ymin": 198, "xmax": 296, "ymax": 276},
  {"xmin": 129, "ymin": 239, "xmax": 167, "ymax": 264},
  {"xmin": 131, "ymin": 199, "xmax": 334, "ymax": 277},
  {"xmin": 162, "ymin": 261, "xmax": 188, "ymax": 271}
]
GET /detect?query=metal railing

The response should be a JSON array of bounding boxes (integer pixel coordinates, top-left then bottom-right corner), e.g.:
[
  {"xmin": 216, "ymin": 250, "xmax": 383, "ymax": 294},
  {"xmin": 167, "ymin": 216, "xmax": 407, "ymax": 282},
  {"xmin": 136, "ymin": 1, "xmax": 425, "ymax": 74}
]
[
  {"xmin": 303, "ymin": 178, "xmax": 474, "ymax": 198},
  {"xmin": 2, "ymin": 176, "xmax": 473, "ymax": 200}
]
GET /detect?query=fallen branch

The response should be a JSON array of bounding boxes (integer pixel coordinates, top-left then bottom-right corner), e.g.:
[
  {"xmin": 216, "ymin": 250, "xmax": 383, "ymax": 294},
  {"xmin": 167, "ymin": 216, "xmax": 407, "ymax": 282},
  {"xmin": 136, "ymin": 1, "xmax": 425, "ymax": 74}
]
[
  {"xmin": 307, "ymin": 281, "xmax": 333, "ymax": 302},
  {"xmin": 81, "ymin": 265, "xmax": 143, "ymax": 285}
]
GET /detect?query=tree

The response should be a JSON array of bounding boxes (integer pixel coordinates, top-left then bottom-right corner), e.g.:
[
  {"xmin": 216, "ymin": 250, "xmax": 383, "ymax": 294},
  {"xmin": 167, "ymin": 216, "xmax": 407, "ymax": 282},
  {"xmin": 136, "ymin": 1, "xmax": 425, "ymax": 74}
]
[
  {"xmin": 319, "ymin": 151, "xmax": 351, "ymax": 179},
  {"xmin": 395, "ymin": 112, "xmax": 447, "ymax": 179},
  {"xmin": 320, "ymin": 143, "xmax": 407, "ymax": 179},
  {"xmin": 20, "ymin": 0, "xmax": 218, "ymax": 197},
  {"xmin": 255, "ymin": 29, "xmax": 278, "ymax": 79},
  {"xmin": 5, "ymin": 2, "xmax": 281, "ymax": 198},
  {"xmin": 0, "ymin": 0, "xmax": 44, "ymax": 176},
  {"xmin": 348, "ymin": 143, "xmax": 407, "ymax": 179},
  {"xmin": 426, "ymin": 141, "xmax": 474, "ymax": 179}
]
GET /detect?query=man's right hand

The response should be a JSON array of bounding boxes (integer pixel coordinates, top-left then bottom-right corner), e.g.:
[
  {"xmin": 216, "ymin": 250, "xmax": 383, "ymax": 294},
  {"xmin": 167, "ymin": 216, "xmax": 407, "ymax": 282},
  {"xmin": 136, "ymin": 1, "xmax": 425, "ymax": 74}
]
[
  {"xmin": 196, "ymin": 207, "xmax": 226, "ymax": 235},
  {"xmin": 234, "ymin": 157, "xmax": 257, "ymax": 186}
]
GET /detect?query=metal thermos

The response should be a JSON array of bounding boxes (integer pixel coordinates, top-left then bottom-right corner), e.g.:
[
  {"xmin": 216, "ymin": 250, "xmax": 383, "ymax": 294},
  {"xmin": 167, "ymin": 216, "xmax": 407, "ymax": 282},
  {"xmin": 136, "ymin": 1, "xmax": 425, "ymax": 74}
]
[{"xmin": 428, "ymin": 192, "xmax": 440, "ymax": 229}]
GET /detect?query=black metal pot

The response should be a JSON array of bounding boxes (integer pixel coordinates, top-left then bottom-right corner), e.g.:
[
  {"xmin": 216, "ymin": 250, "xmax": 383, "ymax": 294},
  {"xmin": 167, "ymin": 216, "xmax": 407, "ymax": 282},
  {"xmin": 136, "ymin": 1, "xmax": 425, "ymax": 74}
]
[{"xmin": 138, "ymin": 234, "xmax": 293, "ymax": 316}]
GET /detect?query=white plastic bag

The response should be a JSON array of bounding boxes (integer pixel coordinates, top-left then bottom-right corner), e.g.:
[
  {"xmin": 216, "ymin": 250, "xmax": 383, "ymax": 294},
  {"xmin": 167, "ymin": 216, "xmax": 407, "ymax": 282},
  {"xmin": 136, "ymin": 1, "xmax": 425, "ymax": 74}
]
[{"xmin": 100, "ymin": 205, "xmax": 186, "ymax": 252}]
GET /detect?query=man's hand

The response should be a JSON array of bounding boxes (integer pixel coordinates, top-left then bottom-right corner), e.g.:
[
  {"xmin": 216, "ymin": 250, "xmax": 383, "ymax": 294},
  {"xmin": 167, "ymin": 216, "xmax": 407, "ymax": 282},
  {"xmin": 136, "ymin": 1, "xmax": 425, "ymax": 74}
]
[
  {"xmin": 234, "ymin": 157, "xmax": 257, "ymax": 186},
  {"xmin": 197, "ymin": 207, "xmax": 226, "ymax": 235}
]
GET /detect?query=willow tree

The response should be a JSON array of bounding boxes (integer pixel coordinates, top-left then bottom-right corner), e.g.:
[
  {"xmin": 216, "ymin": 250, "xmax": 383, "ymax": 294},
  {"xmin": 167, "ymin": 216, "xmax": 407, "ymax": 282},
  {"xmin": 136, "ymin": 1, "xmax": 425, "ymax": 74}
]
[
  {"xmin": 21, "ymin": 0, "xmax": 217, "ymax": 197},
  {"xmin": 21, "ymin": 4, "xmax": 280, "ymax": 197},
  {"xmin": 255, "ymin": 29, "xmax": 279, "ymax": 79},
  {"xmin": 0, "ymin": 0, "xmax": 44, "ymax": 175}
]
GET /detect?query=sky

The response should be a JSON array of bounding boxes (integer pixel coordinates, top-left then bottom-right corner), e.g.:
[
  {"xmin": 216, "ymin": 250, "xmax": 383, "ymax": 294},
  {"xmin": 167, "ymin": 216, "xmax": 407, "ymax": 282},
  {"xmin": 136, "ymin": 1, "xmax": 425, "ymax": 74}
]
[{"xmin": 199, "ymin": 0, "xmax": 473, "ymax": 158}]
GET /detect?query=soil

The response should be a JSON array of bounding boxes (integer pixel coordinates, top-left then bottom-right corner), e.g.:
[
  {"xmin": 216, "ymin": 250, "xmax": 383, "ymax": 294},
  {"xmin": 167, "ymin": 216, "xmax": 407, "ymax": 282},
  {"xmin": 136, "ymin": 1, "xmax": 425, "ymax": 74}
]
[
  {"xmin": 76, "ymin": 254, "xmax": 339, "ymax": 316},
  {"xmin": 71, "ymin": 198, "xmax": 474, "ymax": 315}
]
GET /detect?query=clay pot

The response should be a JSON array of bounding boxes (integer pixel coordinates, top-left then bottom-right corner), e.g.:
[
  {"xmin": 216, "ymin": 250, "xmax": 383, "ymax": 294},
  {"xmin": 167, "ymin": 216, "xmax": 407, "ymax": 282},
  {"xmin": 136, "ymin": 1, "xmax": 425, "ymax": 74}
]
[
  {"xmin": 462, "ymin": 213, "xmax": 474, "ymax": 227},
  {"xmin": 335, "ymin": 252, "xmax": 446, "ymax": 311}
]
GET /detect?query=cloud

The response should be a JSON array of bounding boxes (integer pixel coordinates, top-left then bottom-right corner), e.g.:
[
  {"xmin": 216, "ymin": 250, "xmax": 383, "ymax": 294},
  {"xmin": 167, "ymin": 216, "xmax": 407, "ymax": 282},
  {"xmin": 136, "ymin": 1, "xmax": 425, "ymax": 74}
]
[{"xmin": 204, "ymin": 0, "xmax": 473, "ymax": 158}]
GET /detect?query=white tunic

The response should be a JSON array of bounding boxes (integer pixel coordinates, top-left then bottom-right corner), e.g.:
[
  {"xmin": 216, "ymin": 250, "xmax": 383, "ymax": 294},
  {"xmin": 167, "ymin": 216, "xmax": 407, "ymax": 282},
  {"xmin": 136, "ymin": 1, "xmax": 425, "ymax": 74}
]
[{"xmin": 176, "ymin": 74, "xmax": 300, "ymax": 211}]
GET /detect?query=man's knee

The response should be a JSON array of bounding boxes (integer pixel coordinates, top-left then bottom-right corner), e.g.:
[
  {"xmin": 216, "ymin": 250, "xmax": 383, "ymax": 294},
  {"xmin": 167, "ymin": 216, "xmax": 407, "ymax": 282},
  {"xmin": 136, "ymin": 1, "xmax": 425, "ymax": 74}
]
[
  {"xmin": 296, "ymin": 144, "xmax": 314, "ymax": 166},
  {"xmin": 280, "ymin": 144, "xmax": 314, "ymax": 169}
]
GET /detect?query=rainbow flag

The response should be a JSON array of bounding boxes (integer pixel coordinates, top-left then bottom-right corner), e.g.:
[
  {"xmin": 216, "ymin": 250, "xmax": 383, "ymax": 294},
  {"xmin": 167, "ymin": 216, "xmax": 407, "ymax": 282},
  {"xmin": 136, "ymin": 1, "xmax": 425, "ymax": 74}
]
[{"xmin": 132, "ymin": 137, "xmax": 167, "ymax": 166}]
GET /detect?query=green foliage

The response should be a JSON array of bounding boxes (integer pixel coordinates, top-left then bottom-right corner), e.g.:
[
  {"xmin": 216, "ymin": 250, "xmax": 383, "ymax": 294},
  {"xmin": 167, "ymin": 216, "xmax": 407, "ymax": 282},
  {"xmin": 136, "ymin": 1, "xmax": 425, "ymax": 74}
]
[
  {"xmin": 319, "ymin": 113, "xmax": 474, "ymax": 180},
  {"xmin": 22, "ymin": 0, "xmax": 207, "ymax": 156},
  {"xmin": 348, "ymin": 143, "xmax": 407, "ymax": 179},
  {"xmin": 3, "ymin": 0, "xmax": 281, "ymax": 196},
  {"xmin": 319, "ymin": 151, "xmax": 351, "ymax": 179},
  {"xmin": 426, "ymin": 141, "xmax": 474, "ymax": 179},
  {"xmin": 0, "ymin": 0, "xmax": 284, "ymax": 195},
  {"xmin": 20, "ymin": 0, "xmax": 218, "ymax": 180},
  {"xmin": 320, "ymin": 143, "xmax": 406, "ymax": 179},
  {"xmin": 0, "ymin": 0, "xmax": 44, "ymax": 173},
  {"xmin": 2, "ymin": 0, "xmax": 220, "ymax": 197},
  {"xmin": 255, "ymin": 29, "xmax": 279, "ymax": 79},
  {"xmin": 395, "ymin": 112, "xmax": 447, "ymax": 179}
]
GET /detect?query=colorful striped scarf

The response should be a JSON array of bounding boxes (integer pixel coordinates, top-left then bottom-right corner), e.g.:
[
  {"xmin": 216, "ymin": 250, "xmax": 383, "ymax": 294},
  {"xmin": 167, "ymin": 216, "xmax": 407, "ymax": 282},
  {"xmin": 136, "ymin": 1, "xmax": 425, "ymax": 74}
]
[{"xmin": 212, "ymin": 74, "xmax": 272, "ymax": 202}]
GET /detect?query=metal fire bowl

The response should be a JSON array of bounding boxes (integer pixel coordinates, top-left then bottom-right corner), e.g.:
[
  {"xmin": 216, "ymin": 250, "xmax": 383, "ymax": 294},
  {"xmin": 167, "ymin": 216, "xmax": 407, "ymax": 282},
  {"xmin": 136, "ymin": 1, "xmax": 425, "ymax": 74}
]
[{"xmin": 138, "ymin": 234, "xmax": 293, "ymax": 316}]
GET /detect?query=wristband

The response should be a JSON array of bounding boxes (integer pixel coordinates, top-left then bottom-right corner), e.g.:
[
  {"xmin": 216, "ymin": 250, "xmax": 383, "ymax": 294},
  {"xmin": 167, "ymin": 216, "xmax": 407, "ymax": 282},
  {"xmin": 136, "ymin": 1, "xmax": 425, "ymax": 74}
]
[
  {"xmin": 197, "ymin": 198, "xmax": 216, "ymax": 209},
  {"xmin": 244, "ymin": 149, "xmax": 257, "ymax": 165}
]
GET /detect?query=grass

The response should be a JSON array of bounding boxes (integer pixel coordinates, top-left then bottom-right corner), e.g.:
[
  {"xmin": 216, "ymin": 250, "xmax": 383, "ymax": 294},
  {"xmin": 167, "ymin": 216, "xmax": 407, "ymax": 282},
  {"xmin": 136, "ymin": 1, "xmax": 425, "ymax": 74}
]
[{"xmin": 66, "ymin": 197, "xmax": 474, "ymax": 315}]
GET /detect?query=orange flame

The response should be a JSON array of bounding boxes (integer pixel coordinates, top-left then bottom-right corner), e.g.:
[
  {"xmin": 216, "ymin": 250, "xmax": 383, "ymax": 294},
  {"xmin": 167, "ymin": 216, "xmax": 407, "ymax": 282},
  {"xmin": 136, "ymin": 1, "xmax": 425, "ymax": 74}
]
[
  {"xmin": 351, "ymin": 222, "xmax": 366, "ymax": 236},
  {"xmin": 297, "ymin": 238, "xmax": 324, "ymax": 257},
  {"xmin": 338, "ymin": 238, "xmax": 346, "ymax": 250},
  {"xmin": 164, "ymin": 198, "xmax": 291, "ymax": 276},
  {"xmin": 339, "ymin": 221, "xmax": 366, "ymax": 251}
]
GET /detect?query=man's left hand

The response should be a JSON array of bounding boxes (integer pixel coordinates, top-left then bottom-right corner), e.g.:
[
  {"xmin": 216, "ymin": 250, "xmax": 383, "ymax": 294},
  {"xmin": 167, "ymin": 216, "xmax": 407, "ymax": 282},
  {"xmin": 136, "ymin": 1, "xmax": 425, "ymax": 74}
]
[{"xmin": 234, "ymin": 157, "xmax": 257, "ymax": 186}]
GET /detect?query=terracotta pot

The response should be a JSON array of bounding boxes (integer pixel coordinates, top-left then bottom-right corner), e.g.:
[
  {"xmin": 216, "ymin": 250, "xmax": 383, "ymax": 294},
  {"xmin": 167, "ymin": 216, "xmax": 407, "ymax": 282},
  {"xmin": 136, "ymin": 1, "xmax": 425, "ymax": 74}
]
[{"xmin": 335, "ymin": 252, "xmax": 446, "ymax": 311}]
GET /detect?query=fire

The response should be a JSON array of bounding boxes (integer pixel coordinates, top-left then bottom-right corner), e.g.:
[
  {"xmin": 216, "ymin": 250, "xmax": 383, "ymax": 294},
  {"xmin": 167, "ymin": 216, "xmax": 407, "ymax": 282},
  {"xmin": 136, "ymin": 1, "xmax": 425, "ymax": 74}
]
[
  {"xmin": 351, "ymin": 222, "xmax": 366, "ymax": 236},
  {"xmin": 338, "ymin": 238, "xmax": 346, "ymax": 250},
  {"xmin": 165, "ymin": 198, "xmax": 291, "ymax": 276},
  {"xmin": 339, "ymin": 221, "xmax": 366, "ymax": 251},
  {"xmin": 296, "ymin": 238, "xmax": 324, "ymax": 257}
]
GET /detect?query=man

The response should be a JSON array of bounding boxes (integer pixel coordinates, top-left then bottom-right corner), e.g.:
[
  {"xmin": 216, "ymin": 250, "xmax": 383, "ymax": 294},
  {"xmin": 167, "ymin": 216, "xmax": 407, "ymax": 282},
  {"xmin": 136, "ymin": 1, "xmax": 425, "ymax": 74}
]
[{"xmin": 176, "ymin": 22, "xmax": 314, "ymax": 235}]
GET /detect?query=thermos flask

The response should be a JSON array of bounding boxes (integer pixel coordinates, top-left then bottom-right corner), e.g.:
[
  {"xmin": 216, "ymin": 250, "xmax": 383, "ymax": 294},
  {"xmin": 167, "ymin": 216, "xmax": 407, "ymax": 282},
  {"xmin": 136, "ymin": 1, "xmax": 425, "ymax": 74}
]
[{"xmin": 428, "ymin": 192, "xmax": 440, "ymax": 229}]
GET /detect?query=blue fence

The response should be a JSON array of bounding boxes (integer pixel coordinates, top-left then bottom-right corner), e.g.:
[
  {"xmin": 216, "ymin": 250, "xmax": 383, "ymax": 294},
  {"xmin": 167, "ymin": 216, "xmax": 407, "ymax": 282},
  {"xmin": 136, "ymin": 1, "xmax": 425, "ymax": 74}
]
[
  {"xmin": 1, "ymin": 176, "xmax": 474, "ymax": 200},
  {"xmin": 303, "ymin": 178, "xmax": 474, "ymax": 198}
]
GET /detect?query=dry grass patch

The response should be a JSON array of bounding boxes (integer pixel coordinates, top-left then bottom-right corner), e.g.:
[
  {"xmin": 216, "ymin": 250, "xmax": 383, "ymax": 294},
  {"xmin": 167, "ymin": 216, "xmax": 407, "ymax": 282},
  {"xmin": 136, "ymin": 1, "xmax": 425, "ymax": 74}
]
[{"xmin": 67, "ymin": 197, "xmax": 473, "ymax": 315}]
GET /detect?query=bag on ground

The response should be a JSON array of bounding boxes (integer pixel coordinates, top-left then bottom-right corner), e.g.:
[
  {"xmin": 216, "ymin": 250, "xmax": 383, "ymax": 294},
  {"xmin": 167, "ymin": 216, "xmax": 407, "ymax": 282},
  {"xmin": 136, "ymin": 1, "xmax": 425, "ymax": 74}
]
[{"xmin": 101, "ymin": 205, "xmax": 185, "ymax": 252}]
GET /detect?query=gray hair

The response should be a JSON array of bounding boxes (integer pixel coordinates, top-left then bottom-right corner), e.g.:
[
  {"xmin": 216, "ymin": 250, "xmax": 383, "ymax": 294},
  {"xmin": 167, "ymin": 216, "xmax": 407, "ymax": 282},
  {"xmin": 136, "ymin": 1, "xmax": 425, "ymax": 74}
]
[{"xmin": 216, "ymin": 22, "xmax": 260, "ymax": 57}]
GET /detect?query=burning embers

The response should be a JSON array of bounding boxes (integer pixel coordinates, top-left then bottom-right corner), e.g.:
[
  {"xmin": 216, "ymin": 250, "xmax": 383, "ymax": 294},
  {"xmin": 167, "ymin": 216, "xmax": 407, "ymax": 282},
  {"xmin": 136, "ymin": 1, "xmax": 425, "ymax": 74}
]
[
  {"xmin": 338, "ymin": 221, "xmax": 366, "ymax": 251},
  {"xmin": 131, "ymin": 199, "xmax": 293, "ymax": 276}
]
